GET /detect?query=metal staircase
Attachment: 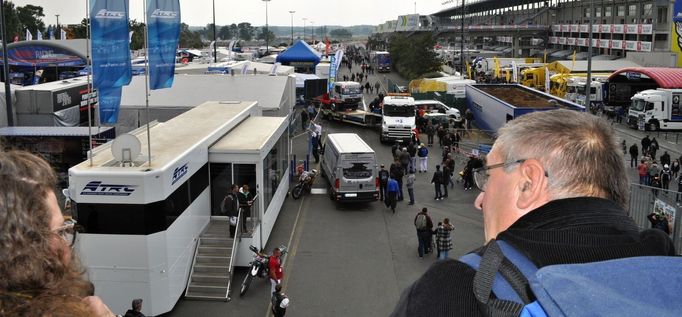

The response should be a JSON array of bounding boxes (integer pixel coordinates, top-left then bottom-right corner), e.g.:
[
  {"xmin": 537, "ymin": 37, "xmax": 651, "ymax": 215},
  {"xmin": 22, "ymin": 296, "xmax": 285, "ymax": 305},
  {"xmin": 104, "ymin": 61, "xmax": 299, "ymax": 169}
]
[{"xmin": 184, "ymin": 215, "xmax": 241, "ymax": 301}]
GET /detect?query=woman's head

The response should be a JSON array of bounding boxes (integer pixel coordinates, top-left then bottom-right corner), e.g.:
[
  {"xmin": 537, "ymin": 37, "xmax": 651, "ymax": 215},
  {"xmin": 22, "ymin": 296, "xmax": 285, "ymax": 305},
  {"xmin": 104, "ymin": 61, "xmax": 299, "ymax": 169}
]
[{"xmin": 0, "ymin": 150, "xmax": 92, "ymax": 314}]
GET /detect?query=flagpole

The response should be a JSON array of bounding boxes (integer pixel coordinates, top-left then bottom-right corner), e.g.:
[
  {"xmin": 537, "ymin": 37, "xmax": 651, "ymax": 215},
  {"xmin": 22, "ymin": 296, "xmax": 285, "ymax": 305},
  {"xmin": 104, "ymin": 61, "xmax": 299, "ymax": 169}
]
[
  {"xmin": 143, "ymin": 0, "xmax": 152, "ymax": 167},
  {"xmin": 1, "ymin": 0, "xmax": 14, "ymax": 126},
  {"xmin": 86, "ymin": 0, "xmax": 93, "ymax": 166}
]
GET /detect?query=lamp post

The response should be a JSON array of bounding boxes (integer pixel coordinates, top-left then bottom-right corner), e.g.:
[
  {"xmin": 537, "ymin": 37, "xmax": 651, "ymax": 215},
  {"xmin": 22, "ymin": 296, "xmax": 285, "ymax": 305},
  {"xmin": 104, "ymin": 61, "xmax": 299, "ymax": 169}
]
[
  {"xmin": 55, "ymin": 14, "xmax": 60, "ymax": 39},
  {"xmin": 289, "ymin": 10, "xmax": 295, "ymax": 46},
  {"xmin": 212, "ymin": 0, "xmax": 216, "ymax": 62},
  {"xmin": 1, "ymin": 0, "xmax": 13, "ymax": 125},
  {"xmin": 302, "ymin": 18, "xmax": 307, "ymax": 43},
  {"xmin": 310, "ymin": 21, "xmax": 315, "ymax": 43},
  {"xmin": 263, "ymin": 0, "xmax": 271, "ymax": 55}
]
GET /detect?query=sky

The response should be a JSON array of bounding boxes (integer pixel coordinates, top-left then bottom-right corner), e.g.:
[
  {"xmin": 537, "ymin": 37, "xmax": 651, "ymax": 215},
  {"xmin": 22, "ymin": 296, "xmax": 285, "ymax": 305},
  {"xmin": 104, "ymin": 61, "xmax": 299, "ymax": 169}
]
[{"xmin": 11, "ymin": 0, "xmax": 449, "ymax": 27}]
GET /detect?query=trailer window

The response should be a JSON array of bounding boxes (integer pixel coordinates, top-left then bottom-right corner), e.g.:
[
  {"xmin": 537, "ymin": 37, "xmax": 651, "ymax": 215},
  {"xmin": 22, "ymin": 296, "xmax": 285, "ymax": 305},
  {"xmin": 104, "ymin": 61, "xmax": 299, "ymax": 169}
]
[{"xmin": 343, "ymin": 162, "xmax": 372, "ymax": 179}]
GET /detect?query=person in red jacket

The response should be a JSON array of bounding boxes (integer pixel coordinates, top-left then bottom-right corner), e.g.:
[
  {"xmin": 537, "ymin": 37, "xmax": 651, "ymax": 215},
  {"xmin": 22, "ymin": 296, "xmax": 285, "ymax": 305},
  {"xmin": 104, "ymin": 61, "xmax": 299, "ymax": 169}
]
[{"xmin": 268, "ymin": 248, "xmax": 284, "ymax": 294}]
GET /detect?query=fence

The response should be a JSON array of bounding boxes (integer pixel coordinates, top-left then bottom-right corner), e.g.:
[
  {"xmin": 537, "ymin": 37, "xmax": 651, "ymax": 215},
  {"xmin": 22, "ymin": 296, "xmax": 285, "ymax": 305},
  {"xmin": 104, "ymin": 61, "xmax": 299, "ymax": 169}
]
[{"xmin": 628, "ymin": 183, "xmax": 682, "ymax": 254}]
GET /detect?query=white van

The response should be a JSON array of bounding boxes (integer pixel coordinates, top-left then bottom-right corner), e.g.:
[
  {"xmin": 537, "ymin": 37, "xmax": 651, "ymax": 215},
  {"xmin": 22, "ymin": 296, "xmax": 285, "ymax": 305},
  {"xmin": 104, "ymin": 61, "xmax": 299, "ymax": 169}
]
[{"xmin": 321, "ymin": 133, "xmax": 379, "ymax": 202}]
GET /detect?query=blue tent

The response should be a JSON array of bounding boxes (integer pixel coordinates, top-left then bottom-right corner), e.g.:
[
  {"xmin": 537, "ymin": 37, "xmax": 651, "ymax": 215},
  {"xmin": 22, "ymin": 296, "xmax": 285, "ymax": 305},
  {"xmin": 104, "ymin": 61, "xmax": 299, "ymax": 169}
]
[{"xmin": 276, "ymin": 40, "xmax": 321, "ymax": 66}]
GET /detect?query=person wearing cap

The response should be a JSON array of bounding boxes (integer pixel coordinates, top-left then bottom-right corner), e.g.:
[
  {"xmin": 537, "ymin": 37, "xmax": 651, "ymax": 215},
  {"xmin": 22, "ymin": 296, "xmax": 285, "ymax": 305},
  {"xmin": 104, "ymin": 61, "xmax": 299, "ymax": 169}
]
[
  {"xmin": 123, "ymin": 298, "xmax": 145, "ymax": 317},
  {"xmin": 271, "ymin": 284, "xmax": 290, "ymax": 317},
  {"xmin": 660, "ymin": 164, "xmax": 672, "ymax": 190}
]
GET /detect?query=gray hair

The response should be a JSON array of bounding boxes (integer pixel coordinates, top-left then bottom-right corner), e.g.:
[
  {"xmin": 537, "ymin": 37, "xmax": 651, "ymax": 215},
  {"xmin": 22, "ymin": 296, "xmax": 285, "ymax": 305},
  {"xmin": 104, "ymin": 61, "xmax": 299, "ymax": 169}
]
[{"xmin": 493, "ymin": 109, "xmax": 628, "ymax": 207}]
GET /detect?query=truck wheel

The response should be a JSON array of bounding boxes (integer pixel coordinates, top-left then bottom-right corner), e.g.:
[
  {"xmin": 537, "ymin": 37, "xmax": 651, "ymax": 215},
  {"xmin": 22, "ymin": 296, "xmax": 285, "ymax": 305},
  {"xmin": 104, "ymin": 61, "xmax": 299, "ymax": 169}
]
[{"xmin": 647, "ymin": 121, "xmax": 659, "ymax": 131}]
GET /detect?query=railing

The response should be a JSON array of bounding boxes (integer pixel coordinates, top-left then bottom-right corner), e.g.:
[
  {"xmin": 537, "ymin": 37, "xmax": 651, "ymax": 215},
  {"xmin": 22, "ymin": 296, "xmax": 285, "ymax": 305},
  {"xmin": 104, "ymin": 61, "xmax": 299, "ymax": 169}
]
[
  {"xmin": 184, "ymin": 233, "xmax": 203, "ymax": 298},
  {"xmin": 628, "ymin": 183, "xmax": 682, "ymax": 254},
  {"xmin": 226, "ymin": 208, "xmax": 243, "ymax": 300}
]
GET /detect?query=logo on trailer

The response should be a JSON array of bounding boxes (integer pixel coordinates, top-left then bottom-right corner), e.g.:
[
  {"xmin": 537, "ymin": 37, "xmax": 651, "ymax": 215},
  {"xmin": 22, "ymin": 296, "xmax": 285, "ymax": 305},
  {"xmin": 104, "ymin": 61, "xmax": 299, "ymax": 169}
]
[
  {"xmin": 81, "ymin": 181, "xmax": 136, "ymax": 196},
  {"xmin": 172, "ymin": 163, "xmax": 189, "ymax": 185}
]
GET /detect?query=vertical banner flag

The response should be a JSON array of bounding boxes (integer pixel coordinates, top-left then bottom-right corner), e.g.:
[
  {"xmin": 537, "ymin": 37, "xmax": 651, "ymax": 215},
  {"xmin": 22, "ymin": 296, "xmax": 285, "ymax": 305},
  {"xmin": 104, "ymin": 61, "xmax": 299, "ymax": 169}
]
[
  {"xmin": 465, "ymin": 60, "xmax": 472, "ymax": 79},
  {"xmin": 90, "ymin": 0, "xmax": 132, "ymax": 124},
  {"xmin": 49, "ymin": 29, "xmax": 55, "ymax": 40},
  {"xmin": 545, "ymin": 67, "xmax": 550, "ymax": 93},
  {"xmin": 328, "ymin": 54, "xmax": 337, "ymax": 93},
  {"xmin": 511, "ymin": 61, "xmax": 518, "ymax": 83},
  {"xmin": 672, "ymin": 1, "xmax": 682, "ymax": 67},
  {"xmin": 60, "ymin": 28, "xmax": 67, "ymax": 40},
  {"xmin": 37, "ymin": 31, "xmax": 43, "ymax": 40},
  {"xmin": 571, "ymin": 50, "xmax": 576, "ymax": 68},
  {"xmin": 25, "ymin": 29, "xmax": 32, "ymax": 41},
  {"xmin": 146, "ymin": 0, "xmax": 181, "ymax": 90}
]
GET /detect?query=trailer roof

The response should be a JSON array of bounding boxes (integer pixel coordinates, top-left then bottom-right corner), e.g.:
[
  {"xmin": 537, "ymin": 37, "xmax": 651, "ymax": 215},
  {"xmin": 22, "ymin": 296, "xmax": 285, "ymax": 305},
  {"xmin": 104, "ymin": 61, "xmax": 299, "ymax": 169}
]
[
  {"xmin": 209, "ymin": 116, "xmax": 287, "ymax": 154},
  {"xmin": 326, "ymin": 133, "xmax": 375, "ymax": 154},
  {"xmin": 609, "ymin": 67, "xmax": 682, "ymax": 89}
]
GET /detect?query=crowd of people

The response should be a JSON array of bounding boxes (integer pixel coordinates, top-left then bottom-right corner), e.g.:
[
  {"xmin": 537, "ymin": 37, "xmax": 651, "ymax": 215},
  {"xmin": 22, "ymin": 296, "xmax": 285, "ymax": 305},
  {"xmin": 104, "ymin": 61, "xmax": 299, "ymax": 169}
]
[{"xmin": 630, "ymin": 135, "xmax": 682, "ymax": 201}]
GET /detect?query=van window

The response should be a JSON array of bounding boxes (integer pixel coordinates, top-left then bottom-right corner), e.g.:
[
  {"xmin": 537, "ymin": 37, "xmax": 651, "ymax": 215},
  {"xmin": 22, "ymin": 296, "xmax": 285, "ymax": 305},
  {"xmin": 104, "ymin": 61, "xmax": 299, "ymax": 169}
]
[{"xmin": 342, "ymin": 162, "xmax": 372, "ymax": 179}]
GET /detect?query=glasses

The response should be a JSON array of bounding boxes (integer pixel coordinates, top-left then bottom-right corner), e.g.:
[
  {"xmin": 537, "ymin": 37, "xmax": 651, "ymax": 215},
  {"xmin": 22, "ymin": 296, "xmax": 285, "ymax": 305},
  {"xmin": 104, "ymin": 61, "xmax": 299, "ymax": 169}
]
[
  {"xmin": 53, "ymin": 218, "xmax": 78, "ymax": 247},
  {"xmin": 473, "ymin": 159, "xmax": 527, "ymax": 192}
]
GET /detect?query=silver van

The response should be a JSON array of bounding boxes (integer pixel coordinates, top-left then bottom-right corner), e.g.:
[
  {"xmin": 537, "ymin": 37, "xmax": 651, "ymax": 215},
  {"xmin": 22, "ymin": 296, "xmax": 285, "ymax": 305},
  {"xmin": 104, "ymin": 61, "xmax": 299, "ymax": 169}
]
[{"xmin": 321, "ymin": 133, "xmax": 379, "ymax": 202}]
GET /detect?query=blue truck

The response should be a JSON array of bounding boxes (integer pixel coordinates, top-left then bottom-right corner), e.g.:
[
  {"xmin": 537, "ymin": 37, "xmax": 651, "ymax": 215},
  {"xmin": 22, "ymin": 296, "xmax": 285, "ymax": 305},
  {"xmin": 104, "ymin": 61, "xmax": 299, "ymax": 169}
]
[{"xmin": 465, "ymin": 84, "xmax": 585, "ymax": 134}]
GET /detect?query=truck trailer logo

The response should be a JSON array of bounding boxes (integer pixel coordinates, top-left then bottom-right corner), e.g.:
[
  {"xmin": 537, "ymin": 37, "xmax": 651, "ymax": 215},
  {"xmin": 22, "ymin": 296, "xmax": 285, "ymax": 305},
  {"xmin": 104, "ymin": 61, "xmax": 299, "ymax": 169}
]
[
  {"xmin": 171, "ymin": 163, "xmax": 189, "ymax": 185},
  {"xmin": 81, "ymin": 181, "xmax": 136, "ymax": 196}
]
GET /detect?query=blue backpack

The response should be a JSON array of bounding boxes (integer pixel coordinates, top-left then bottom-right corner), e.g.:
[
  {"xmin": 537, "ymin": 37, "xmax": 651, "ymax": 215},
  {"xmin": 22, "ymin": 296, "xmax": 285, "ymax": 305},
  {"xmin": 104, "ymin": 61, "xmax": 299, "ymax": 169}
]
[{"xmin": 460, "ymin": 240, "xmax": 682, "ymax": 317}]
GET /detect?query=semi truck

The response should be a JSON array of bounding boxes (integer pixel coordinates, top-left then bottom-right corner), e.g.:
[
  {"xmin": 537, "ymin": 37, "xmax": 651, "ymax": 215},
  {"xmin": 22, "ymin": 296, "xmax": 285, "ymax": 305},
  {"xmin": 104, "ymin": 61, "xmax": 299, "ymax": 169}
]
[
  {"xmin": 628, "ymin": 88, "xmax": 682, "ymax": 131},
  {"xmin": 370, "ymin": 51, "xmax": 391, "ymax": 72},
  {"xmin": 380, "ymin": 95, "xmax": 416, "ymax": 144}
]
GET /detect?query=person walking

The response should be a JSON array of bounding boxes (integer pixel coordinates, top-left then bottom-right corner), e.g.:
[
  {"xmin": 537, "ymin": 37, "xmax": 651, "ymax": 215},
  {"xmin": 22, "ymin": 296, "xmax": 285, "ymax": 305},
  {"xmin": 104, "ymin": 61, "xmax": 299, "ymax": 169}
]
[
  {"xmin": 406, "ymin": 169, "xmax": 416, "ymax": 205},
  {"xmin": 414, "ymin": 207, "xmax": 434, "ymax": 258},
  {"xmin": 378, "ymin": 164, "xmax": 389, "ymax": 201},
  {"xmin": 390, "ymin": 158, "xmax": 405, "ymax": 201},
  {"xmin": 661, "ymin": 164, "xmax": 672, "ymax": 191},
  {"xmin": 268, "ymin": 247, "xmax": 284, "ymax": 294},
  {"xmin": 660, "ymin": 151, "xmax": 671, "ymax": 167},
  {"xmin": 300, "ymin": 108, "xmax": 309, "ymax": 131},
  {"xmin": 400, "ymin": 147, "xmax": 411, "ymax": 175},
  {"xmin": 418, "ymin": 144, "xmax": 429, "ymax": 173},
  {"xmin": 407, "ymin": 142, "xmax": 418, "ymax": 172},
  {"xmin": 637, "ymin": 159, "xmax": 649, "ymax": 185},
  {"xmin": 238, "ymin": 184, "xmax": 255, "ymax": 233},
  {"xmin": 431, "ymin": 165, "xmax": 444, "ymax": 200},
  {"xmin": 671, "ymin": 159, "xmax": 680, "ymax": 180},
  {"xmin": 442, "ymin": 164, "xmax": 451, "ymax": 198},
  {"xmin": 629, "ymin": 143, "xmax": 639, "ymax": 168},
  {"xmin": 435, "ymin": 218, "xmax": 454, "ymax": 260},
  {"xmin": 375, "ymin": 81, "xmax": 381, "ymax": 94},
  {"xmin": 426, "ymin": 122, "xmax": 435, "ymax": 146},
  {"xmin": 271, "ymin": 284, "xmax": 290, "ymax": 317},
  {"xmin": 391, "ymin": 109, "xmax": 675, "ymax": 316},
  {"xmin": 650, "ymin": 137, "xmax": 659, "ymax": 160},
  {"xmin": 386, "ymin": 177, "xmax": 400, "ymax": 213},
  {"xmin": 641, "ymin": 135, "xmax": 651, "ymax": 155}
]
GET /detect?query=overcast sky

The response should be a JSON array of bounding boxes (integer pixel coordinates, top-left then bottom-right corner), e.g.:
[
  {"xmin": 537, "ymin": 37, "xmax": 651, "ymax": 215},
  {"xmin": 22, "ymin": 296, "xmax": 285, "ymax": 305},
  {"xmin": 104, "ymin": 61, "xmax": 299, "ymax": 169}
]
[{"xmin": 12, "ymin": 0, "xmax": 449, "ymax": 27}]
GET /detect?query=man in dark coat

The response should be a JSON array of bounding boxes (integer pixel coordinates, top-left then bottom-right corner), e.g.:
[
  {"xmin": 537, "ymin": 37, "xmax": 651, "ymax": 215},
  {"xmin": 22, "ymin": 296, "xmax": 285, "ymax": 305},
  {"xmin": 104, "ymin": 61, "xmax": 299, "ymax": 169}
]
[
  {"xmin": 390, "ymin": 158, "xmax": 405, "ymax": 201},
  {"xmin": 391, "ymin": 109, "xmax": 675, "ymax": 317},
  {"xmin": 431, "ymin": 165, "xmax": 444, "ymax": 200},
  {"xmin": 629, "ymin": 143, "xmax": 639, "ymax": 168}
]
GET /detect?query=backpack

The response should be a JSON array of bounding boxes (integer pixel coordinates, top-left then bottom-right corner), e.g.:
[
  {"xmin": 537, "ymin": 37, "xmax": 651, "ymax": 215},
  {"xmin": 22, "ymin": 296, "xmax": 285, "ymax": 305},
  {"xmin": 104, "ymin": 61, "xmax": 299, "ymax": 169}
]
[
  {"xmin": 379, "ymin": 170, "xmax": 389, "ymax": 182},
  {"xmin": 415, "ymin": 213, "xmax": 427, "ymax": 230},
  {"xmin": 460, "ymin": 240, "xmax": 682, "ymax": 317}
]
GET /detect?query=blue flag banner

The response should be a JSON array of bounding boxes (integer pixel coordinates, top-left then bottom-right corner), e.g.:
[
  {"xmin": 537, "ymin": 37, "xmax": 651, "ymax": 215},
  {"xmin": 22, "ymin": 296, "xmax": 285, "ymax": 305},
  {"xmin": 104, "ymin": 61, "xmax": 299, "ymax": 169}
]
[
  {"xmin": 147, "ymin": 0, "xmax": 181, "ymax": 90},
  {"xmin": 90, "ymin": 0, "xmax": 131, "ymax": 124},
  {"xmin": 99, "ymin": 86, "xmax": 123, "ymax": 124}
]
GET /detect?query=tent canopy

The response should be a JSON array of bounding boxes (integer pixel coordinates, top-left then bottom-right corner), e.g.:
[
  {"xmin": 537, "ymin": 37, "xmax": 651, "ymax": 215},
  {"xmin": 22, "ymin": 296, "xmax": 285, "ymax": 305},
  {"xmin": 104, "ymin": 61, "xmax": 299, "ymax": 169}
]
[
  {"xmin": 609, "ymin": 67, "xmax": 682, "ymax": 89},
  {"xmin": 276, "ymin": 40, "xmax": 321, "ymax": 65},
  {"xmin": 1, "ymin": 41, "xmax": 86, "ymax": 67}
]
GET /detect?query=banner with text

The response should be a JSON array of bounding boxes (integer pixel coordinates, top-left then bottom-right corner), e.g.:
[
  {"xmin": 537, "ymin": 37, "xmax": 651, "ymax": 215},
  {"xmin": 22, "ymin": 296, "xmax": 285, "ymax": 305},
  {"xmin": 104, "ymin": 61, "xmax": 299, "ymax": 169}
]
[
  {"xmin": 90, "ymin": 0, "xmax": 132, "ymax": 123},
  {"xmin": 146, "ymin": 0, "xmax": 181, "ymax": 90},
  {"xmin": 673, "ymin": 1, "xmax": 682, "ymax": 67}
]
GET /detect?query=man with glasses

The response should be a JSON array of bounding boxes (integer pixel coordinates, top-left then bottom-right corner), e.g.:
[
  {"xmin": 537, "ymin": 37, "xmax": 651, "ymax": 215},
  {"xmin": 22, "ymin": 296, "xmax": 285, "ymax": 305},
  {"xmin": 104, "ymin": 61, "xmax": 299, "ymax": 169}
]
[{"xmin": 391, "ymin": 109, "xmax": 675, "ymax": 316}]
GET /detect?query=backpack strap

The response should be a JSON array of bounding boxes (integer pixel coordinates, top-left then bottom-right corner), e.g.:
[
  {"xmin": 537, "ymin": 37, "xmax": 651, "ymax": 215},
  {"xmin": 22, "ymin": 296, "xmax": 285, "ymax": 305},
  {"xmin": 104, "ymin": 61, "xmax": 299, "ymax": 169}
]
[{"xmin": 459, "ymin": 240, "xmax": 539, "ymax": 316}]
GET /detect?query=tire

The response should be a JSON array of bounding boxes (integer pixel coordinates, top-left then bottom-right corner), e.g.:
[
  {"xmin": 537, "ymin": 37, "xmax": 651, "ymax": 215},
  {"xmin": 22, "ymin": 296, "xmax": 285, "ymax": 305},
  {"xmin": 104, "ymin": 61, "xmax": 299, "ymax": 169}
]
[
  {"xmin": 239, "ymin": 273, "xmax": 253, "ymax": 297},
  {"xmin": 292, "ymin": 184, "xmax": 303, "ymax": 199},
  {"xmin": 647, "ymin": 121, "xmax": 659, "ymax": 131}
]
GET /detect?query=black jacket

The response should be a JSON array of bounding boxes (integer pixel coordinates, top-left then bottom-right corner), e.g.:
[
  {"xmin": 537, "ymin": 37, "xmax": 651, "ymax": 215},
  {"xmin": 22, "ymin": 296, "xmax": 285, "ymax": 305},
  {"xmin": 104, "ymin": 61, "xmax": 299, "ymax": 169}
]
[
  {"xmin": 390, "ymin": 197, "xmax": 675, "ymax": 317},
  {"xmin": 390, "ymin": 163, "xmax": 404, "ymax": 179},
  {"xmin": 123, "ymin": 310, "xmax": 145, "ymax": 317}
]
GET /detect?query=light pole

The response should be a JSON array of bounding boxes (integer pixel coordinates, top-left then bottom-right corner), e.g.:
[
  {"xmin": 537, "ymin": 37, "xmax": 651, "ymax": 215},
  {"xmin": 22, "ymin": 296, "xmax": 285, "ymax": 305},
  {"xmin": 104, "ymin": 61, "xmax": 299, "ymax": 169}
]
[
  {"xmin": 212, "ymin": 0, "xmax": 216, "ymax": 62},
  {"xmin": 1, "ymin": 0, "xmax": 13, "ymax": 125},
  {"xmin": 289, "ymin": 10, "xmax": 295, "ymax": 46},
  {"xmin": 55, "ymin": 14, "xmax": 60, "ymax": 39},
  {"xmin": 310, "ymin": 21, "xmax": 315, "ymax": 43},
  {"xmin": 302, "ymin": 18, "xmax": 307, "ymax": 43},
  {"xmin": 263, "ymin": 0, "xmax": 271, "ymax": 55}
]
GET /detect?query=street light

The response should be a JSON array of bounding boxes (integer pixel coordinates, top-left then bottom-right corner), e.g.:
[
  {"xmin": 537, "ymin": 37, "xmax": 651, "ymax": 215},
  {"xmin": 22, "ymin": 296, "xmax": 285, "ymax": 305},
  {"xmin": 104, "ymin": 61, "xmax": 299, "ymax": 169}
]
[
  {"xmin": 262, "ymin": 0, "xmax": 271, "ymax": 55},
  {"xmin": 55, "ymin": 14, "xmax": 60, "ymax": 39},
  {"xmin": 310, "ymin": 21, "xmax": 314, "ymax": 43},
  {"xmin": 289, "ymin": 10, "xmax": 295, "ymax": 46},
  {"xmin": 302, "ymin": 17, "xmax": 307, "ymax": 43},
  {"xmin": 212, "ymin": 0, "xmax": 216, "ymax": 63}
]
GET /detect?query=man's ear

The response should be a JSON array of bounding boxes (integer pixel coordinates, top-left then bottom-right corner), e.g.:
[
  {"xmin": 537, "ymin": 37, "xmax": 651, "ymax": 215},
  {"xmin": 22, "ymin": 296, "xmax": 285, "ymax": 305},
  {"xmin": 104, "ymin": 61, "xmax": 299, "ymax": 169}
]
[{"xmin": 516, "ymin": 159, "xmax": 548, "ymax": 210}]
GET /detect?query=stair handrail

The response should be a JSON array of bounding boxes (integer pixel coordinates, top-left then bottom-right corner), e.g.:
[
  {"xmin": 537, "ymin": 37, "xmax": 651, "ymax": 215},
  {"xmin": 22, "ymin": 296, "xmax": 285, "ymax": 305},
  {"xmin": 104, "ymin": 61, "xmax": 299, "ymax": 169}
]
[
  {"xmin": 226, "ymin": 207, "xmax": 243, "ymax": 299},
  {"xmin": 184, "ymin": 235, "xmax": 202, "ymax": 297}
]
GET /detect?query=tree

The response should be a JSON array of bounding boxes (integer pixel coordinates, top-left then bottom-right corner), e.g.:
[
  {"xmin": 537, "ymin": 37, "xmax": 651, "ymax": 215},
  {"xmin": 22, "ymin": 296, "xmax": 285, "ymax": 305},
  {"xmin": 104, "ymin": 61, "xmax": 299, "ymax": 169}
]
[
  {"xmin": 1, "ymin": 1, "xmax": 20, "ymax": 41},
  {"xmin": 17, "ymin": 4, "xmax": 45, "ymax": 36},
  {"xmin": 237, "ymin": 22, "xmax": 254, "ymax": 41},
  {"xmin": 205, "ymin": 23, "xmax": 216, "ymax": 41},
  {"xmin": 389, "ymin": 33, "xmax": 441, "ymax": 79},
  {"xmin": 179, "ymin": 23, "xmax": 202, "ymax": 48},
  {"xmin": 129, "ymin": 20, "xmax": 145, "ymax": 51},
  {"xmin": 256, "ymin": 27, "xmax": 275, "ymax": 43},
  {"xmin": 218, "ymin": 25, "xmax": 232, "ymax": 40},
  {"xmin": 68, "ymin": 18, "xmax": 89, "ymax": 39},
  {"xmin": 329, "ymin": 28, "xmax": 352, "ymax": 40},
  {"xmin": 229, "ymin": 24, "xmax": 238, "ymax": 39}
]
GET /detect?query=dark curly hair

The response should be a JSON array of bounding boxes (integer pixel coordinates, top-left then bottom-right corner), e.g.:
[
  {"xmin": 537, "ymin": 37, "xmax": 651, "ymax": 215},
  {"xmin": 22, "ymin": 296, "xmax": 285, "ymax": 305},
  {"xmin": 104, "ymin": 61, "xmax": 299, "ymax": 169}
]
[{"xmin": 0, "ymin": 150, "xmax": 93, "ymax": 316}]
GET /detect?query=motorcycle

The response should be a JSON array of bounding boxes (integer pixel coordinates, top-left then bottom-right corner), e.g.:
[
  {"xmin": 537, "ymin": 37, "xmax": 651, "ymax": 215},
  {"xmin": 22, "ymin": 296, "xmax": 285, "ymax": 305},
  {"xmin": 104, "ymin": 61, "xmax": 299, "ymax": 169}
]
[
  {"xmin": 291, "ymin": 169, "xmax": 318, "ymax": 200},
  {"xmin": 239, "ymin": 244, "xmax": 288, "ymax": 297}
]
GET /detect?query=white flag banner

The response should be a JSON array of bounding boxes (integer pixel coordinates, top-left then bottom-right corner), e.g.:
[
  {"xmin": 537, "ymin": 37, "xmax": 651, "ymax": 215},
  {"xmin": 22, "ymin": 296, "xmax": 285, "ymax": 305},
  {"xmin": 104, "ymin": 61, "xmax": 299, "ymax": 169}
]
[
  {"xmin": 60, "ymin": 28, "xmax": 66, "ymax": 40},
  {"xmin": 544, "ymin": 67, "xmax": 550, "ymax": 93},
  {"xmin": 25, "ymin": 29, "xmax": 32, "ymax": 41},
  {"xmin": 36, "ymin": 31, "xmax": 43, "ymax": 40}
]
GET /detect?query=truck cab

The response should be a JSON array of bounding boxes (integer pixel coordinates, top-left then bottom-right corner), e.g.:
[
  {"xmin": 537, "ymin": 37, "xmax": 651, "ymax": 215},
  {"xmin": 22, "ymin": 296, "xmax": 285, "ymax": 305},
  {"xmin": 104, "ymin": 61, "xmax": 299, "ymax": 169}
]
[
  {"xmin": 380, "ymin": 95, "xmax": 416, "ymax": 144},
  {"xmin": 628, "ymin": 89, "xmax": 682, "ymax": 131},
  {"xmin": 331, "ymin": 81, "xmax": 363, "ymax": 106}
]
